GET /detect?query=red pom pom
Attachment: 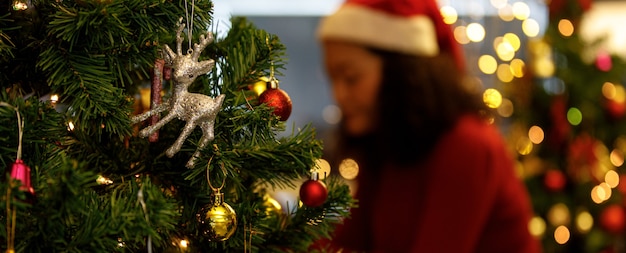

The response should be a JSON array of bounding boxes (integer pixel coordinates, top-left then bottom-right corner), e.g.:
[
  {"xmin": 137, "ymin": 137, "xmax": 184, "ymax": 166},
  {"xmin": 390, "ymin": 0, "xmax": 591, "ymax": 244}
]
[
  {"xmin": 299, "ymin": 179, "xmax": 328, "ymax": 207},
  {"xmin": 600, "ymin": 204, "xmax": 626, "ymax": 234},
  {"xmin": 258, "ymin": 88, "xmax": 292, "ymax": 121}
]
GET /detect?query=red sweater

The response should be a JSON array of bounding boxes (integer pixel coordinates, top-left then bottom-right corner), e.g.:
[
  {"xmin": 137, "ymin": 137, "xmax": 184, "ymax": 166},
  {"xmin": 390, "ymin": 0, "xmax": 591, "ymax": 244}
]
[{"xmin": 330, "ymin": 115, "xmax": 542, "ymax": 253}]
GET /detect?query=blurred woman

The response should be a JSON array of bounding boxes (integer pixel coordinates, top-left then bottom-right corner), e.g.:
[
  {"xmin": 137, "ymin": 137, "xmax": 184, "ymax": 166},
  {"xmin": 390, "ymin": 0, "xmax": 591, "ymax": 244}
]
[{"xmin": 316, "ymin": 0, "xmax": 542, "ymax": 252}]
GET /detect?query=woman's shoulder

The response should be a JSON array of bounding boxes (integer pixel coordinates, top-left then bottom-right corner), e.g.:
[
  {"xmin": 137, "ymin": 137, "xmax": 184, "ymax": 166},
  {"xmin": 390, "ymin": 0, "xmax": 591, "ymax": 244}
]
[{"xmin": 443, "ymin": 114, "xmax": 506, "ymax": 148}]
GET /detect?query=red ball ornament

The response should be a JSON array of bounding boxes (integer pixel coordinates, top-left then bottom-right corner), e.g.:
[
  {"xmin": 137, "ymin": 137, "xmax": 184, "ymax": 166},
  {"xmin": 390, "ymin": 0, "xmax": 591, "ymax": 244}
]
[
  {"xmin": 258, "ymin": 78, "xmax": 292, "ymax": 121},
  {"xmin": 544, "ymin": 169, "xmax": 567, "ymax": 192},
  {"xmin": 259, "ymin": 88, "xmax": 292, "ymax": 121},
  {"xmin": 299, "ymin": 174, "xmax": 328, "ymax": 208},
  {"xmin": 600, "ymin": 204, "xmax": 626, "ymax": 234}
]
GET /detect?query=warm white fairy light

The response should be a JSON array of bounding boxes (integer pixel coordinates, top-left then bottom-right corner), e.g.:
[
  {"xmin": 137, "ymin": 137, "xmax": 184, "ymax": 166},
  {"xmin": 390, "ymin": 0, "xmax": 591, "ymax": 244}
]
[
  {"xmin": 466, "ymin": 23, "xmax": 486, "ymax": 42},
  {"xmin": 522, "ymin": 18, "xmax": 541, "ymax": 37},
  {"xmin": 179, "ymin": 239, "xmax": 189, "ymax": 248},
  {"xmin": 50, "ymin": 94, "xmax": 59, "ymax": 104},
  {"xmin": 12, "ymin": 1, "xmax": 28, "ymax": 10},
  {"xmin": 67, "ymin": 121, "xmax": 75, "ymax": 131}
]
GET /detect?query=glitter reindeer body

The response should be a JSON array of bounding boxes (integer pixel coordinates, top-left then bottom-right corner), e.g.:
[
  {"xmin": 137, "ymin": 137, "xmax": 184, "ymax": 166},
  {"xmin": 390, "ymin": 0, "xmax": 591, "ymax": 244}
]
[{"xmin": 133, "ymin": 18, "xmax": 225, "ymax": 168}]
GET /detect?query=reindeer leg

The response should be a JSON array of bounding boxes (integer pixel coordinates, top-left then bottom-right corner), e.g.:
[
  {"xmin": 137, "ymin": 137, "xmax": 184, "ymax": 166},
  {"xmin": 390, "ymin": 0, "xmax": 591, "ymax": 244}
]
[
  {"xmin": 186, "ymin": 120, "xmax": 216, "ymax": 168},
  {"xmin": 139, "ymin": 110, "xmax": 176, "ymax": 137},
  {"xmin": 166, "ymin": 118, "xmax": 197, "ymax": 157},
  {"xmin": 131, "ymin": 103, "xmax": 169, "ymax": 123}
]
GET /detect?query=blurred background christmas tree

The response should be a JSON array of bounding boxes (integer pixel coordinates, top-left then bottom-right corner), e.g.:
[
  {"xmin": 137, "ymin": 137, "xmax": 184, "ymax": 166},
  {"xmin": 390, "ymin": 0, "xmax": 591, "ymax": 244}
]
[
  {"xmin": 0, "ymin": 0, "xmax": 353, "ymax": 252},
  {"xmin": 510, "ymin": 0, "xmax": 626, "ymax": 252},
  {"xmin": 438, "ymin": 0, "xmax": 626, "ymax": 252}
]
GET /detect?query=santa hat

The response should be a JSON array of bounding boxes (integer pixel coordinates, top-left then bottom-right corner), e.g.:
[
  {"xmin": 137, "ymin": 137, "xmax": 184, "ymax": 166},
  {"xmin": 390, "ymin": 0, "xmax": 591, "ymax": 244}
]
[{"xmin": 317, "ymin": 0, "xmax": 465, "ymax": 72}]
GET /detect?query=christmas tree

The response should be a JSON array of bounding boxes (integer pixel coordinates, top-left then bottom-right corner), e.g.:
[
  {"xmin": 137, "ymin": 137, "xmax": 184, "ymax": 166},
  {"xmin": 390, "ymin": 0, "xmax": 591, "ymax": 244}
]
[
  {"xmin": 0, "ymin": 0, "xmax": 353, "ymax": 252},
  {"xmin": 507, "ymin": 0, "xmax": 626, "ymax": 252}
]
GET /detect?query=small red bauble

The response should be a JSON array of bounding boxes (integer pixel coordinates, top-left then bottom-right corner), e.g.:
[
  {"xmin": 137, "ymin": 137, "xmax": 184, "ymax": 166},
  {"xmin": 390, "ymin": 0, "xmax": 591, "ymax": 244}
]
[
  {"xmin": 600, "ymin": 204, "xmax": 626, "ymax": 234},
  {"xmin": 299, "ymin": 179, "xmax": 328, "ymax": 208},
  {"xmin": 544, "ymin": 169, "xmax": 567, "ymax": 192},
  {"xmin": 258, "ymin": 88, "xmax": 292, "ymax": 121}
]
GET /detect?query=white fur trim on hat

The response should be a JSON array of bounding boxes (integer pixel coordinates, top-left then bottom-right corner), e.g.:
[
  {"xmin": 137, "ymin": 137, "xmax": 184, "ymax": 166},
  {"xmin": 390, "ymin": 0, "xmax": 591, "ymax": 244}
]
[{"xmin": 317, "ymin": 4, "xmax": 439, "ymax": 56}]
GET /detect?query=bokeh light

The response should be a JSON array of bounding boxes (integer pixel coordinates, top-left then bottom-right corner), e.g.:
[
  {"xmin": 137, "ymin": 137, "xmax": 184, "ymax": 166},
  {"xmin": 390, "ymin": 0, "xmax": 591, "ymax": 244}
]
[
  {"xmin": 576, "ymin": 211, "xmax": 594, "ymax": 233},
  {"xmin": 496, "ymin": 40, "xmax": 516, "ymax": 61},
  {"xmin": 497, "ymin": 63, "xmax": 514, "ymax": 82},
  {"xmin": 610, "ymin": 149, "xmax": 625, "ymax": 167},
  {"xmin": 440, "ymin": 6, "xmax": 458, "ymax": 24},
  {"xmin": 498, "ymin": 4, "xmax": 515, "ymax": 22},
  {"xmin": 490, "ymin": 0, "xmax": 508, "ymax": 9},
  {"xmin": 567, "ymin": 107, "xmax": 583, "ymax": 126},
  {"xmin": 558, "ymin": 19, "xmax": 574, "ymax": 37},
  {"xmin": 466, "ymin": 23, "xmax": 486, "ymax": 42},
  {"xmin": 512, "ymin": 2, "xmax": 530, "ymax": 20},
  {"xmin": 528, "ymin": 125, "xmax": 544, "ymax": 144},
  {"xmin": 453, "ymin": 26, "xmax": 471, "ymax": 44},
  {"xmin": 516, "ymin": 136, "xmax": 533, "ymax": 155},
  {"xmin": 605, "ymin": 170, "xmax": 620, "ymax": 188},
  {"xmin": 522, "ymin": 18, "xmax": 540, "ymax": 37},
  {"xmin": 503, "ymin": 33, "xmax": 521, "ymax": 51},
  {"xmin": 591, "ymin": 183, "xmax": 612, "ymax": 204},
  {"xmin": 339, "ymin": 158, "xmax": 359, "ymax": 180},
  {"xmin": 547, "ymin": 203, "xmax": 570, "ymax": 226},
  {"xmin": 313, "ymin": 158, "xmax": 331, "ymax": 179},
  {"xmin": 483, "ymin": 88, "xmax": 502, "ymax": 108},
  {"xmin": 322, "ymin": 104, "xmax": 341, "ymax": 125},
  {"xmin": 528, "ymin": 216, "xmax": 546, "ymax": 237},
  {"xmin": 603, "ymin": 82, "xmax": 617, "ymax": 100},
  {"xmin": 510, "ymin": 59, "xmax": 525, "ymax": 78},
  {"xmin": 497, "ymin": 98, "xmax": 514, "ymax": 117},
  {"xmin": 478, "ymin": 55, "xmax": 498, "ymax": 74},
  {"xmin": 554, "ymin": 226, "xmax": 570, "ymax": 244}
]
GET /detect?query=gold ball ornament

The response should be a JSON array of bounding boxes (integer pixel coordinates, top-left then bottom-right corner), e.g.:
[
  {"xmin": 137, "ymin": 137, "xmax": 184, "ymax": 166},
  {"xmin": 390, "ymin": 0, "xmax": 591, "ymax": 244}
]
[{"xmin": 196, "ymin": 192, "xmax": 237, "ymax": 241}]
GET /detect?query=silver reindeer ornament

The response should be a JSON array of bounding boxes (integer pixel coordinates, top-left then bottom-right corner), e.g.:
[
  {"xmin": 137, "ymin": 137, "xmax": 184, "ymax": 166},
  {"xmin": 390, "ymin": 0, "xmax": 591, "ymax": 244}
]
[{"xmin": 132, "ymin": 18, "xmax": 225, "ymax": 168}]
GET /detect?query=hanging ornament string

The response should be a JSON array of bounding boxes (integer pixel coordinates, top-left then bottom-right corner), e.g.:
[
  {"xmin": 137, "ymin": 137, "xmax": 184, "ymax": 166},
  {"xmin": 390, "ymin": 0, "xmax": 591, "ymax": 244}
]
[
  {"xmin": 0, "ymin": 102, "xmax": 24, "ymax": 160},
  {"xmin": 184, "ymin": 0, "xmax": 196, "ymax": 53},
  {"xmin": 1, "ymin": 102, "xmax": 23, "ymax": 253},
  {"xmin": 266, "ymin": 36, "xmax": 277, "ymax": 85},
  {"xmin": 206, "ymin": 156, "xmax": 227, "ymax": 193}
]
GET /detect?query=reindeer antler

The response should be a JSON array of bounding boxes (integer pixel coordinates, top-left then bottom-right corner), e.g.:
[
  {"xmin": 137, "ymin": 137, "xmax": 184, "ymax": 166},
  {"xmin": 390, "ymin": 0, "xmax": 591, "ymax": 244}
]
[
  {"xmin": 191, "ymin": 32, "xmax": 214, "ymax": 61},
  {"xmin": 175, "ymin": 17, "xmax": 185, "ymax": 55}
]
